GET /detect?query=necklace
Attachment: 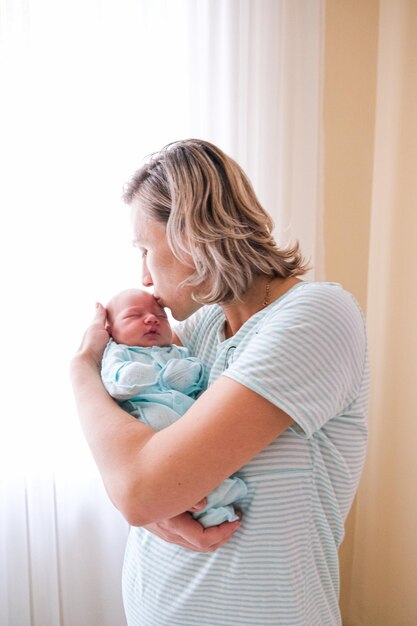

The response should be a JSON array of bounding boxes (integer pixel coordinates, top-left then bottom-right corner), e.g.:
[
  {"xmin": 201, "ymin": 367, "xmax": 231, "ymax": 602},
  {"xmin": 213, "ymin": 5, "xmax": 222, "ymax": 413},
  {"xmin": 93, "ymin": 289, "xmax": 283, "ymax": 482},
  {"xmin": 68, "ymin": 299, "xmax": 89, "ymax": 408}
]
[
  {"xmin": 262, "ymin": 279, "xmax": 272, "ymax": 308},
  {"xmin": 224, "ymin": 277, "xmax": 273, "ymax": 339}
]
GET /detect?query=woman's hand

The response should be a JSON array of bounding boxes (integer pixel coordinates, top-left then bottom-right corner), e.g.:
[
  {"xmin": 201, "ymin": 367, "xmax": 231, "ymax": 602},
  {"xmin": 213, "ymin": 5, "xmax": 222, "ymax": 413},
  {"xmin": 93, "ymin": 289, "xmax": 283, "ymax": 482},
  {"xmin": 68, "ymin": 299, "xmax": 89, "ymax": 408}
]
[
  {"xmin": 143, "ymin": 510, "xmax": 241, "ymax": 553},
  {"xmin": 73, "ymin": 303, "xmax": 110, "ymax": 368}
]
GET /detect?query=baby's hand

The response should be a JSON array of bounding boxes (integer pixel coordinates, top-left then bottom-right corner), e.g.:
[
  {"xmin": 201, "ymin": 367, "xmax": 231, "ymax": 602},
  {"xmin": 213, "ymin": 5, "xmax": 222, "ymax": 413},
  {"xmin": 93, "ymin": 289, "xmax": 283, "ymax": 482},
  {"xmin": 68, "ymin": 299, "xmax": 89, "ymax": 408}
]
[{"xmin": 74, "ymin": 303, "xmax": 110, "ymax": 367}]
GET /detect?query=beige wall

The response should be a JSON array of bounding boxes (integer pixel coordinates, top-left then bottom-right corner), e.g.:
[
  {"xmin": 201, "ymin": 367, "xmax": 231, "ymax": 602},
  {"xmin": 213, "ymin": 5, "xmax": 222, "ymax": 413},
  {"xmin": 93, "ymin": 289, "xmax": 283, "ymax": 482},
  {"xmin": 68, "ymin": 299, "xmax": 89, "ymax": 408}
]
[
  {"xmin": 335, "ymin": 1, "xmax": 417, "ymax": 623},
  {"xmin": 323, "ymin": 1, "xmax": 379, "ymax": 622},
  {"xmin": 323, "ymin": 0, "xmax": 379, "ymax": 312}
]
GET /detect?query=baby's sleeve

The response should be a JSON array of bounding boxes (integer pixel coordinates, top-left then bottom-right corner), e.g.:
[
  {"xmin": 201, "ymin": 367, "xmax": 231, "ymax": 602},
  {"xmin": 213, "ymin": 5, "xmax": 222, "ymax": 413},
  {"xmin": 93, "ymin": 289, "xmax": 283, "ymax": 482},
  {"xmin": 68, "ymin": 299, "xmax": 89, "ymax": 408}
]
[
  {"xmin": 159, "ymin": 358, "xmax": 205, "ymax": 397},
  {"xmin": 101, "ymin": 342, "xmax": 159, "ymax": 400}
]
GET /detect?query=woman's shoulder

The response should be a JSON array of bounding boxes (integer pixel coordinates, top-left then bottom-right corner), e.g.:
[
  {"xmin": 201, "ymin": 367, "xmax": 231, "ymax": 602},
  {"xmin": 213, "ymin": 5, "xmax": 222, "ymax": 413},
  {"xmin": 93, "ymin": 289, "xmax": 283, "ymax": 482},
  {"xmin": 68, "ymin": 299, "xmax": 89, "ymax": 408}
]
[
  {"xmin": 252, "ymin": 281, "xmax": 368, "ymax": 364},
  {"xmin": 277, "ymin": 279, "xmax": 358, "ymax": 301},
  {"xmin": 267, "ymin": 280, "xmax": 365, "ymax": 322}
]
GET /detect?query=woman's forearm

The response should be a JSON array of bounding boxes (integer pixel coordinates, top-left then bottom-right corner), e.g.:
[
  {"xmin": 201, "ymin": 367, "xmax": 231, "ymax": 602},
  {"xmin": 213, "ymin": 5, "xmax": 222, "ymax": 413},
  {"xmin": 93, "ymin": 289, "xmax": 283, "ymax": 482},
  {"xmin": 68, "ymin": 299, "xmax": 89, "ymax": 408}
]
[{"xmin": 71, "ymin": 354, "xmax": 292, "ymax": 526}]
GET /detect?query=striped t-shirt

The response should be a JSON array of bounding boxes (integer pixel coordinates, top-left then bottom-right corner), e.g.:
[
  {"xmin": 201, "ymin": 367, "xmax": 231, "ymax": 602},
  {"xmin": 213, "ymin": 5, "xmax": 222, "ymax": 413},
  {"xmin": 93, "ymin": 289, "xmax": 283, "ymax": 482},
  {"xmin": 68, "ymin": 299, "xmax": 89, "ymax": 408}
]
[{"xmin": 122, "ymin": 281, "xmax": 369, "ymax": 625}]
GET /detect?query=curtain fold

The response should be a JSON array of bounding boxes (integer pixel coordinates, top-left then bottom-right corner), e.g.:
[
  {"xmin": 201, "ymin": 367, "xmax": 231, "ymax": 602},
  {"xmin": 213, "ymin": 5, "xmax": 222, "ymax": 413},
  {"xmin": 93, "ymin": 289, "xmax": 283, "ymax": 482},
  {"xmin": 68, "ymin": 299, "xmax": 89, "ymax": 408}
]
[
  {"xmin": 0, "ymin": 2, "xmax": 324, "ymax": 624},
  {"xmin": 187, "ymin": 0, "xmax": 324, "ymax": 277},
  {"xmin": 341, "ymin": 1, "xmax": 417, "ymax": 624}
]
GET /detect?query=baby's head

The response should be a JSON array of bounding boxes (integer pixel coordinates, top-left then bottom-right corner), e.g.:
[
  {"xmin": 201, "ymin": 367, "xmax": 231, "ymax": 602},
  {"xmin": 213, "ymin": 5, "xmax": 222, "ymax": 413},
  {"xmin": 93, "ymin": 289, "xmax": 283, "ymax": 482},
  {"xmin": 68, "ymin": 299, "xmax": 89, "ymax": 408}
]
[{"xmin": 106, "ymin": 288, "xmax": 173, "ymax": 347}]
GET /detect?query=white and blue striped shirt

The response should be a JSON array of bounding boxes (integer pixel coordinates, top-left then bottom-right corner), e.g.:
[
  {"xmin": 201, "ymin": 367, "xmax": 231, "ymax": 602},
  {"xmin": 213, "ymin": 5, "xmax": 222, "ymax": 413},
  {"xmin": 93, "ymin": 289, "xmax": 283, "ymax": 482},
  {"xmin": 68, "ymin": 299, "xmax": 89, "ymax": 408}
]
[{"xmin": 122, "ymin": 281, "xmax": 369, "ymax": 625}]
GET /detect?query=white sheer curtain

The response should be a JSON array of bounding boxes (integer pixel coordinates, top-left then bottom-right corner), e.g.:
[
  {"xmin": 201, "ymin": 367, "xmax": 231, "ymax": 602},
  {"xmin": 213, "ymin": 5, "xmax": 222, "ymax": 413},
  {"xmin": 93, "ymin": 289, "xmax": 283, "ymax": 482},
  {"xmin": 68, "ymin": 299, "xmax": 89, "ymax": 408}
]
[{"xmin": 0, "ymin": 1, "xmax": 324, "ymax": 624}]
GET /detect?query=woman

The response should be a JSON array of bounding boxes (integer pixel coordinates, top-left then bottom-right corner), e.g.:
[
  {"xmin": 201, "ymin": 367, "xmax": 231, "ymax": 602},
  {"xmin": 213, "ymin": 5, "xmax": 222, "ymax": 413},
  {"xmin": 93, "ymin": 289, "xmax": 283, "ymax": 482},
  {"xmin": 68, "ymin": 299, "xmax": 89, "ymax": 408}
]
[{"xmin": 70, "ymin": 139, "xmax": 369, "ymax": 625}]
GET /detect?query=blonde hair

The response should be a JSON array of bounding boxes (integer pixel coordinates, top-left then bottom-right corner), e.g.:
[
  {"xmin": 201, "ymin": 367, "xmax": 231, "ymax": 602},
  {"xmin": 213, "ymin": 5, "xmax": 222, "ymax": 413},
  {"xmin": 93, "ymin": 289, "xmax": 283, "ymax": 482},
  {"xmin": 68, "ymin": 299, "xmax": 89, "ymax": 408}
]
[{"xmin": 123, "ymin": 139, "xmax": 309, "ymax": 304}]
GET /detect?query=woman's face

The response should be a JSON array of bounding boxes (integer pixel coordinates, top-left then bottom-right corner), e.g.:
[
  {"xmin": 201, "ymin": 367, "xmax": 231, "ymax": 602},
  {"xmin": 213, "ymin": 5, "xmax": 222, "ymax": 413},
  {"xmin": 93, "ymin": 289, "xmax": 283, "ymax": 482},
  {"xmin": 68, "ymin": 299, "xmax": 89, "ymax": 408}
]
[{"xmin": 131, "ymin": 202, "xmax": 202, "ymax": 321}]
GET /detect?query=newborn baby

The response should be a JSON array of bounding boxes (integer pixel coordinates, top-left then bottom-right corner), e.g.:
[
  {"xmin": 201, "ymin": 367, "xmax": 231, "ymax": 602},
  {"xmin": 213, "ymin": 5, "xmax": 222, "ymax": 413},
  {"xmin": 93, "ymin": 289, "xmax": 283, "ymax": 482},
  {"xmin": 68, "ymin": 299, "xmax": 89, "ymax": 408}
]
[{"xmin": 101, "ymin": 288, "xmax": 247, "ymax": 527}]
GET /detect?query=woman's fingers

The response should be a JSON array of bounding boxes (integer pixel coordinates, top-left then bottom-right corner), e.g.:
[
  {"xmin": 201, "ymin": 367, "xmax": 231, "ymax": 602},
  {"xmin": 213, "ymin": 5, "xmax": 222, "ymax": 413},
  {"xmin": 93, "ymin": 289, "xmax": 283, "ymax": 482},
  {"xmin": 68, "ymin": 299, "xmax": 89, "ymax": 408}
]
[
  {"xmin": 190, "ymin": 518, "xmax": 241, "ymax": 552},
  {"xmin": 75, "ymin": 303, "xmax": 110, "ymax": 366},
  {"xmin": 144, "ymin": 512, "xmax": 241, "ymax": 553},
  {"xmin": 94, "ymin": 302, "xmax": 107, "ymax": 325}
]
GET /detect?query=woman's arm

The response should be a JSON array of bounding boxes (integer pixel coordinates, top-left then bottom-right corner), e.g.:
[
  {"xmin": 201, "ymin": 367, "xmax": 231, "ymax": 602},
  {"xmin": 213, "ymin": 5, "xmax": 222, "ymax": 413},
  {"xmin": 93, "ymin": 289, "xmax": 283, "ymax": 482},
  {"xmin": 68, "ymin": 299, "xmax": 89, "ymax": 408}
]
[{"xmin": 70, "ymin": 304, "xmax": 293, "ymax": 527}]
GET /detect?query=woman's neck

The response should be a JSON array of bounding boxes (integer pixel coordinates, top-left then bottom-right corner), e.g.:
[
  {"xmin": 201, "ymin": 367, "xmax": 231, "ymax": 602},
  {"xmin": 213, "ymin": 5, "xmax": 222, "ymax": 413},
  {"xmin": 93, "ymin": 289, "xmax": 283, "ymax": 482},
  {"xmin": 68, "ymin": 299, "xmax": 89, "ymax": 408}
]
[{"xmin": 222, "ymin": 276, "xmax": 302, "ymax": 339}]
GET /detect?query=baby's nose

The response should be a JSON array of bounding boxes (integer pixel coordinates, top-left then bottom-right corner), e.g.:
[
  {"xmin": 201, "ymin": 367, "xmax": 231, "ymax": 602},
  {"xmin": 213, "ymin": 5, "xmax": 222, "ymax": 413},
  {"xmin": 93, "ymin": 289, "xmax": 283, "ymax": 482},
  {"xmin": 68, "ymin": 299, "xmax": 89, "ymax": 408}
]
[{"xmin": 144, "ymin": 313, "xmax": 159, "ymax": 324}]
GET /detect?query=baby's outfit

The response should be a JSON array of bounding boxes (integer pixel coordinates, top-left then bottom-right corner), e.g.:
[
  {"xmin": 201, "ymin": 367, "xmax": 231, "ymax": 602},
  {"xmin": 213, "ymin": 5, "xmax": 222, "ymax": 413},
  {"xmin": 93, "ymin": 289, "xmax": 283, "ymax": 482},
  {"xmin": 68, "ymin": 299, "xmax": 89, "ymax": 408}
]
[
  {"xmin": 102, "ymin": 340, "xmax": 204, "ymax": 429},
  {"xmin": 101, "ymin": 339, "xmax": 246, "ymax": 527}
]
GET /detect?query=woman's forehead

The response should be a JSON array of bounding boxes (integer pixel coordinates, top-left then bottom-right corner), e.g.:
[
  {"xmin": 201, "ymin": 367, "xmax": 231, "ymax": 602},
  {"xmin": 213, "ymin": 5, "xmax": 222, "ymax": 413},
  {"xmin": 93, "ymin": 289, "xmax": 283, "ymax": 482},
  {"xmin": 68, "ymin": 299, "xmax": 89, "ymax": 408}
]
[{"xmin": 131, "ymin": 207, "xmax": 165, "ymax": 246}]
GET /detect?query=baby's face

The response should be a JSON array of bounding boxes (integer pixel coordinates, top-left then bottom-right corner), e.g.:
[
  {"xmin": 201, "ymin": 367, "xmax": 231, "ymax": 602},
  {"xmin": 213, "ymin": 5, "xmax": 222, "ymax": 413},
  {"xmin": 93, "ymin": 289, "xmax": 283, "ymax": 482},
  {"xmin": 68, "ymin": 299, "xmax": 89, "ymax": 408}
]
[{"xmin": 107, "ymin": 290, "xmax": 173, "ymax": 347}]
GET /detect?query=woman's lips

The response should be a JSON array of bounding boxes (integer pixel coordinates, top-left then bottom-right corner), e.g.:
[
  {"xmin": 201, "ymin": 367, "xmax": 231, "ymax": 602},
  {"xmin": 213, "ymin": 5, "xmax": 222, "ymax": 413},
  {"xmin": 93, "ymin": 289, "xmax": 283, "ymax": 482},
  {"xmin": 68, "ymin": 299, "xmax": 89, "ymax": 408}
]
[{"xmin": 154, "ymin": 296, "xmax": 165, "ymax": 308}]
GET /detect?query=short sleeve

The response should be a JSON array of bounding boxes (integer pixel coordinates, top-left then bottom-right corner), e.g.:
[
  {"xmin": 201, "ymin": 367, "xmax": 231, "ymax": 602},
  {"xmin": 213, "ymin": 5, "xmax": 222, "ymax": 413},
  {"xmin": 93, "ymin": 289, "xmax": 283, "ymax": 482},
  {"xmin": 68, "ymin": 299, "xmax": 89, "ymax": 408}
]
[{"xmin": 223, "ymin": 284, "xmax": 368, "ymax": 438}]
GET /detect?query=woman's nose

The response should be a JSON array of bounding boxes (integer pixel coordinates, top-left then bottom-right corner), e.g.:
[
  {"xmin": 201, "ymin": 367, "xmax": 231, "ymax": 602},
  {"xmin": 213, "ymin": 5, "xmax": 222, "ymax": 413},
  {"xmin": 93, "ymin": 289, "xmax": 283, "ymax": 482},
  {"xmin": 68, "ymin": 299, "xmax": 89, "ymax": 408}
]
[{"xmin": 141, "ymin": 259, "xmax": 153, "ymax": 287}]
